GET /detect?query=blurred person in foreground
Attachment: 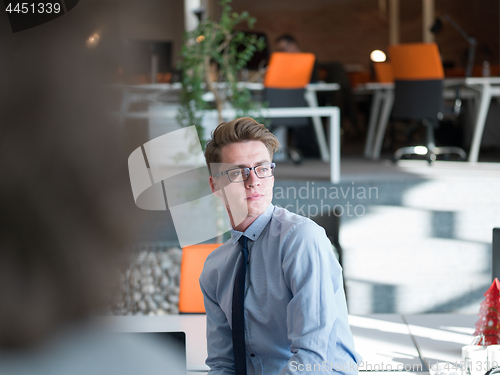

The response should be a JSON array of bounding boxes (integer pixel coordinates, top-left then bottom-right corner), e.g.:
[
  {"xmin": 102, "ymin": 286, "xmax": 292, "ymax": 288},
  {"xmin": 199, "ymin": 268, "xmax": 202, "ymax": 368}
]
[
  {"xmin": 0, "ymin": 8, "xmax": 183, "ymax": 375},
  {"xmin": 200, "ymin": 117, "xmax": 360, "ymax": 374}
]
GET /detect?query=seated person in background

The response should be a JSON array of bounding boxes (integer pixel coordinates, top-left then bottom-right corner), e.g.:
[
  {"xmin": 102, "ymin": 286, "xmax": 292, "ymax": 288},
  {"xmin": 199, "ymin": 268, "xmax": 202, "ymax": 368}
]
[
  {"xmin": 200, "ymin": 117, "xmax": 361, "ymax": 374},
  {"xmin": 275, "ymin": 34, "xmax": 319, "ymax": 81},
  {"xmin": 276, "ymin": 34, "xmax": 302, "ymax": 53}
]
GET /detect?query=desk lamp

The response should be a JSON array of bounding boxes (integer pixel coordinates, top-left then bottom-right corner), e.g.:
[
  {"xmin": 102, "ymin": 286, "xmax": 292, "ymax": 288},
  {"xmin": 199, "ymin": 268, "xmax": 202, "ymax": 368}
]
[{"xmin": 430, "ymin": 15, "xmax": 477, "ymax": 77}]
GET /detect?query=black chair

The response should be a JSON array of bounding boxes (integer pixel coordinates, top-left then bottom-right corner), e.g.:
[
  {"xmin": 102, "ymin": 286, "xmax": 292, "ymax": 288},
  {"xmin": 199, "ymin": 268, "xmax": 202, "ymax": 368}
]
[
  {"xmin": 310, "ymin": 207, "xmax": 346, "ymax": 297},
  {"xmin": 389, "ymin": 43, "xmax": 466, "ymax": 163}
]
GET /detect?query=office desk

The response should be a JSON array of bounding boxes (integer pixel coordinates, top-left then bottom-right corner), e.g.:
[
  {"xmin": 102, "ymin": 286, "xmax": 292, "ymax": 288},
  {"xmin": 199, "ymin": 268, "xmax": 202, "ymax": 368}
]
[
  {"xmin": 116, "ymin": 82, "xmax": 339, "ymax": 163},
  {"xmin": 98, "ymin": 314, "xmax": 209, "ymax": 372},
  {"xmin": 349, "ymin": 314, "xmax": 422, "ymax": 371},
  {"xmin": 464, "ymin": 77, "xmax": 500, "ymax": 163},
  {"xmin": 98, "ymin": 314, "xmax": 477, "ymax": 373},
  {"xmin": 362, "ymin": 83, "xmax": 394, "ymax": 160},
  {"xmin": 404, "ymin": 314, "xmax": 476, "ymax": 366}
]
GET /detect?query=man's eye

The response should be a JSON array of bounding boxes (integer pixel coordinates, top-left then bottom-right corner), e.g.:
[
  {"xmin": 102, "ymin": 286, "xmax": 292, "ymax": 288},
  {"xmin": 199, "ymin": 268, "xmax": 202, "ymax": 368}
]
[
  {"xmin": 257, "ymin": 166, "xmax": 268, "ymax": 173},
  {"xmin": 229, "ymin": 170, "xmax": 241, "ymax": 178}
]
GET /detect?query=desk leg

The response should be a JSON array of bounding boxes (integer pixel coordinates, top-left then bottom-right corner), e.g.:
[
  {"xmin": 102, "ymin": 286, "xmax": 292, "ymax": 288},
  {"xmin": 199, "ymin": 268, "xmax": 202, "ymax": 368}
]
[
  {"xmin": 330, "ymin": 108, "xmax": 341, "ymax": 184},
  {"xmin": 372, "ymin": 89, "xmax": 394, "ymax": 160},
  {"xmin": 468, "ymin": 84, "xmax": 492, "ymax": 163},
  {"xmin": 364, "ymin": 90, "xmax": 383, "ymax": 158},
  {"xmin": 305, "ymin": 90, "xmax": 330, "ymax": 162}
]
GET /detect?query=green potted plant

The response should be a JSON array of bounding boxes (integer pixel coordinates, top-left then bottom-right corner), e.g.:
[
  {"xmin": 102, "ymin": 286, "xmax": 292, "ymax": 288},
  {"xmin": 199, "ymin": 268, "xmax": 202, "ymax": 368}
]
[{"xmin": 176, "ymin": 0, "xmax": 266, "ymax": 143}]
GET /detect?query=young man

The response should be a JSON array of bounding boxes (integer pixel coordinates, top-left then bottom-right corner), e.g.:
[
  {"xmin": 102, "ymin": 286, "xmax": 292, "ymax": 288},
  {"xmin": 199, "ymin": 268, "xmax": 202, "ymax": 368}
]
[{"xmin": 200, "ymin": 117, "xmax": 360, "ymax": 375}]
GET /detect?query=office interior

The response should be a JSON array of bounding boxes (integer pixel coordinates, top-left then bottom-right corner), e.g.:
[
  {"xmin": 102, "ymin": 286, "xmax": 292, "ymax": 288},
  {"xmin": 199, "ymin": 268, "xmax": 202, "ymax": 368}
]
[{"xmin": 2, "ymin": 0, "xmax": 500, "ymax": 373}]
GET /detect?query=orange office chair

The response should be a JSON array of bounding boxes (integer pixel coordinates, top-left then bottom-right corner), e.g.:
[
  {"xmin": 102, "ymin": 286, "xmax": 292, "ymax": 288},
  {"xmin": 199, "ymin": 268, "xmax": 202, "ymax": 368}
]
[
  {"xmin": 264, "ymin": 52, "xmax": 316, "ymax": 163},
  {"xmin": 389, "ymin": 43, "xmax": 466, "ymax": 162},
  {"xmin": 178, "ymin": 243, "xmax": 221, "ymax": 313},
  {"xmin": 373, "ymin": 62, "xmax": 393, "ymax": 83}
]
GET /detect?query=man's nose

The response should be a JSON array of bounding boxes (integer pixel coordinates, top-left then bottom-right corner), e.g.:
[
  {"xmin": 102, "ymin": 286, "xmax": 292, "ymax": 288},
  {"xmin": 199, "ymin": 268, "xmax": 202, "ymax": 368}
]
[{"xmin": 245, "ymin": 169, "xmax": 260, "ymax": 187}]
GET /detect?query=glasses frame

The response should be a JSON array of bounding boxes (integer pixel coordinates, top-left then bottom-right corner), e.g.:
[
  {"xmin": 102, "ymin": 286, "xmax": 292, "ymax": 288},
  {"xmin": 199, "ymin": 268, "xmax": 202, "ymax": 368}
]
[{"xmin": 213, "ymin": 162, "xmax": 276, "ymax": 183}]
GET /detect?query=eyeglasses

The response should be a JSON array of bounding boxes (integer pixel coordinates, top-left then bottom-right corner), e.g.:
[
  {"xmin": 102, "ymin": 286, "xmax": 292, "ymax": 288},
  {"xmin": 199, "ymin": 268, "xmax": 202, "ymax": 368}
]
[{"xmin": 214, "ymin": 163, "xmax": 276, "ymax": 183}]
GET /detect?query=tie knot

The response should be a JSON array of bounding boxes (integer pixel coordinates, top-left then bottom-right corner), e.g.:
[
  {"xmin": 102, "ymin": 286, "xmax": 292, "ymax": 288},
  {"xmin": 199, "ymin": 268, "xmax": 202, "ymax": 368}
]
[
  {"xmin": 238, "ymin": 236, "xmax": 249, "ymax": 260},
  {"xmin": 238, "ymin": 235, "xmax": 248, "ymax": 250}
]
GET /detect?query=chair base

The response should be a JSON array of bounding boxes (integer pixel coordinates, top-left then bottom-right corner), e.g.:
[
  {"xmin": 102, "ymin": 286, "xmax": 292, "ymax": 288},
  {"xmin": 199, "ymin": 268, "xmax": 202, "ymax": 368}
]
[
  {"xmin": 393, "ymin": 145, "xmax": 467, "ymax": 164},
  {"xmin": 392, "ymin": 119, "xmax": 467, "ymax": 164}
]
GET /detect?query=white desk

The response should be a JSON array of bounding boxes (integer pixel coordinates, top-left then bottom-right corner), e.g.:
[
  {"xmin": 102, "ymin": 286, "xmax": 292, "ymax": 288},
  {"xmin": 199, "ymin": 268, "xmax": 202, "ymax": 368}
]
[
  {"xmin": 464, "ymin": 77, "xmax": 500, "ymax": 163},
  {"xmin": 362, "ymin": 83, "xmax": 395, "ymax": 160},
  {"xmin": 97, "ymin": 313, "xmax": 440, "ymax": 373},
  {"xmin": 116, "ymin": 82, "xmax": 339, "ymax": 163},
  {"xmin": 97, "ymin": 313, "xmax": 479, "ymax": 373},
  {"xmin": 404, "ymin": 314, "xmax": 476, "ymax": 366},
  {"xmin": 120, "ymin": 106, "xmax": 341, "ymax": 183},
  {"xmin": 349, "ymin": 314, "xmax": 423, "ymax": 371},
  {"xmin": 97, "ymin": 314, "xmax": 209, "ymax": 372}
]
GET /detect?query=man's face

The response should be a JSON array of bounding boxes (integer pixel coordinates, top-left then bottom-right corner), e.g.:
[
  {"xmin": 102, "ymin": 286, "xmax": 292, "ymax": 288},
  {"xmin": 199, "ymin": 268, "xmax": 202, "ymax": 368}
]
[{"xmin": 209, "ymin": 141, "xmax": 274, "ymax": 231}]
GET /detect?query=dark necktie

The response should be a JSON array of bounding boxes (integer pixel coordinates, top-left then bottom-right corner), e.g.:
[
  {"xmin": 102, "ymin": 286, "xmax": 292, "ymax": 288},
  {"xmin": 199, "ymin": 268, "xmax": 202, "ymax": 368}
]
[{"xmin": 232, "ymin": 235, "xmax": 249, "ymax": 375}]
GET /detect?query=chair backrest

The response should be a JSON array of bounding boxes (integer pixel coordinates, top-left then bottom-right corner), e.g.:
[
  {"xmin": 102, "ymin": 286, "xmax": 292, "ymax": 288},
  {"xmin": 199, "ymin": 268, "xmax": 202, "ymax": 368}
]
[
  {"xmin": 179, "ymin": 243, "xmax": 221, "ymax": 313},
  {"xmin": 309, "ymin": 208, "xmax": 342, "ymax": 266},
  {"xmin": 264, "ymin": 88, "xmax": 310, "ymax": 128},
  {"xmin": 263, "ymin": 52, "xmax": 315, "ymax": 128},
  {"xmin": 373, "ymin": 62, "xmax": 394, "ymax": 83},
  {"xmin": 389, "ymin": 43, "xmax": 444, "ymax": 120},
  {"xmin": 264, "ymin": 52, "xmax": 316, "ymax": 89}
]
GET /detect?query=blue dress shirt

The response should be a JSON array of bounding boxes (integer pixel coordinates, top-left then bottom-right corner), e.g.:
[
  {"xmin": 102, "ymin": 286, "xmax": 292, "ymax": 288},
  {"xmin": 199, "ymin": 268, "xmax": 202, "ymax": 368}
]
[{"xmin": 200, "ymin": 204, "xmax": 361, "ymax": 375}]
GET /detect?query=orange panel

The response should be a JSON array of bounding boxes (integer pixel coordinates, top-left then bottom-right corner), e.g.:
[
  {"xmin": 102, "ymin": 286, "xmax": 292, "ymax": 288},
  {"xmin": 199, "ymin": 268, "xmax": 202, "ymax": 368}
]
[
  {"xmin": 347, "ymin": 70, "xmax": 372, "ymax": 88},
  {"xmin": 179, "ymin": 243, "xmax": 221, "ymax": 313},
  {"xmin": 264, "ymin": 52, "xmax": 316, "ymax": 89},
  {"xmin": 389, "ymin": 43, "xmax": 444, "ymax": 80},
  {"xmin": 373, "ymin": 62, "xmax": 394, "ymax": 83}
]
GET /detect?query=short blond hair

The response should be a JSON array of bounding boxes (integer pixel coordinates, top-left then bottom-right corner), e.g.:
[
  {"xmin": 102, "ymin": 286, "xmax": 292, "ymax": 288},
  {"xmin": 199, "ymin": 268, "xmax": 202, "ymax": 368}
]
[{"xmin": 205, "ymin": 117, "xmax": 279, "ymax": 174}]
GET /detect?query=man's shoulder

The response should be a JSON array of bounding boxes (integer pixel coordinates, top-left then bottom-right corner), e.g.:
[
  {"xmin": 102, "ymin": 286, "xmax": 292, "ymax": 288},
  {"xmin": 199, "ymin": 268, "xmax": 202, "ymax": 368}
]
[
  {"xmin": 203, "ymin": 240, "xmax": 234, "ymax": 266},
  {"xmin": 270, "ymin": 205, "xmax": 325, "ymax": 239},
  {"xmin": 271, "ymin": 205, "xmax": 309, "ymax": 225}
]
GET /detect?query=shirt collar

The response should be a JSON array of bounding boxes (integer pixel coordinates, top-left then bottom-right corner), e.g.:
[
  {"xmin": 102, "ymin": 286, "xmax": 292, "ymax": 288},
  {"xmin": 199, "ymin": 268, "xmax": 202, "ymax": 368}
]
[{"xmin": 230, "ymin": 203, "xmax": 274, "ymax": 244}]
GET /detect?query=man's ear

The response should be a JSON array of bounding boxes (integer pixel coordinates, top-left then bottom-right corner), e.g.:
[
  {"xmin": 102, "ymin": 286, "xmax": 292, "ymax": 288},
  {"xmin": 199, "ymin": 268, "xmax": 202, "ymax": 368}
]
[{"xmin": 209, "ymin": 176, "xmax": 223, "ymax": 198}]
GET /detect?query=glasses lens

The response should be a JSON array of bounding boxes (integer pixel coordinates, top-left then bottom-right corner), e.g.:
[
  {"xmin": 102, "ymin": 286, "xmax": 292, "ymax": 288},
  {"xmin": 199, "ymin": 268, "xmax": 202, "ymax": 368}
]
[
  {"xmin": 255, "ymin": 163, "xmax": 274, "ymax": 178},
  {"xmin": 227, "ymin": 168, "xmax": 249, "ymax": 182}
]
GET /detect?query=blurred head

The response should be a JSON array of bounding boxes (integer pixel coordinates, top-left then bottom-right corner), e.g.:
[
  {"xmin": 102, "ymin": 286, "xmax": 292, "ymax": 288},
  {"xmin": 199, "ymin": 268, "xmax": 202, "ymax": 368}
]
[
  {"xmin": 205, "ymin": 118, "xmax": 279, "ymax": 231},
  {"xmin": 0, "ymin": 14, "xmax": 135, "ymax": 348},
  {"xmin": 276, "ymin": 34, "xmax": 301, "ymax": 53}
]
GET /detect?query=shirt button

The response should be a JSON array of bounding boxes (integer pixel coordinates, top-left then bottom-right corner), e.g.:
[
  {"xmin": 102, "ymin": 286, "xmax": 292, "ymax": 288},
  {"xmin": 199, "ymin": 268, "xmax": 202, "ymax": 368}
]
[{"xmin": 250, "ymin": 354, "xmax": 255, "ymax": 357}]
